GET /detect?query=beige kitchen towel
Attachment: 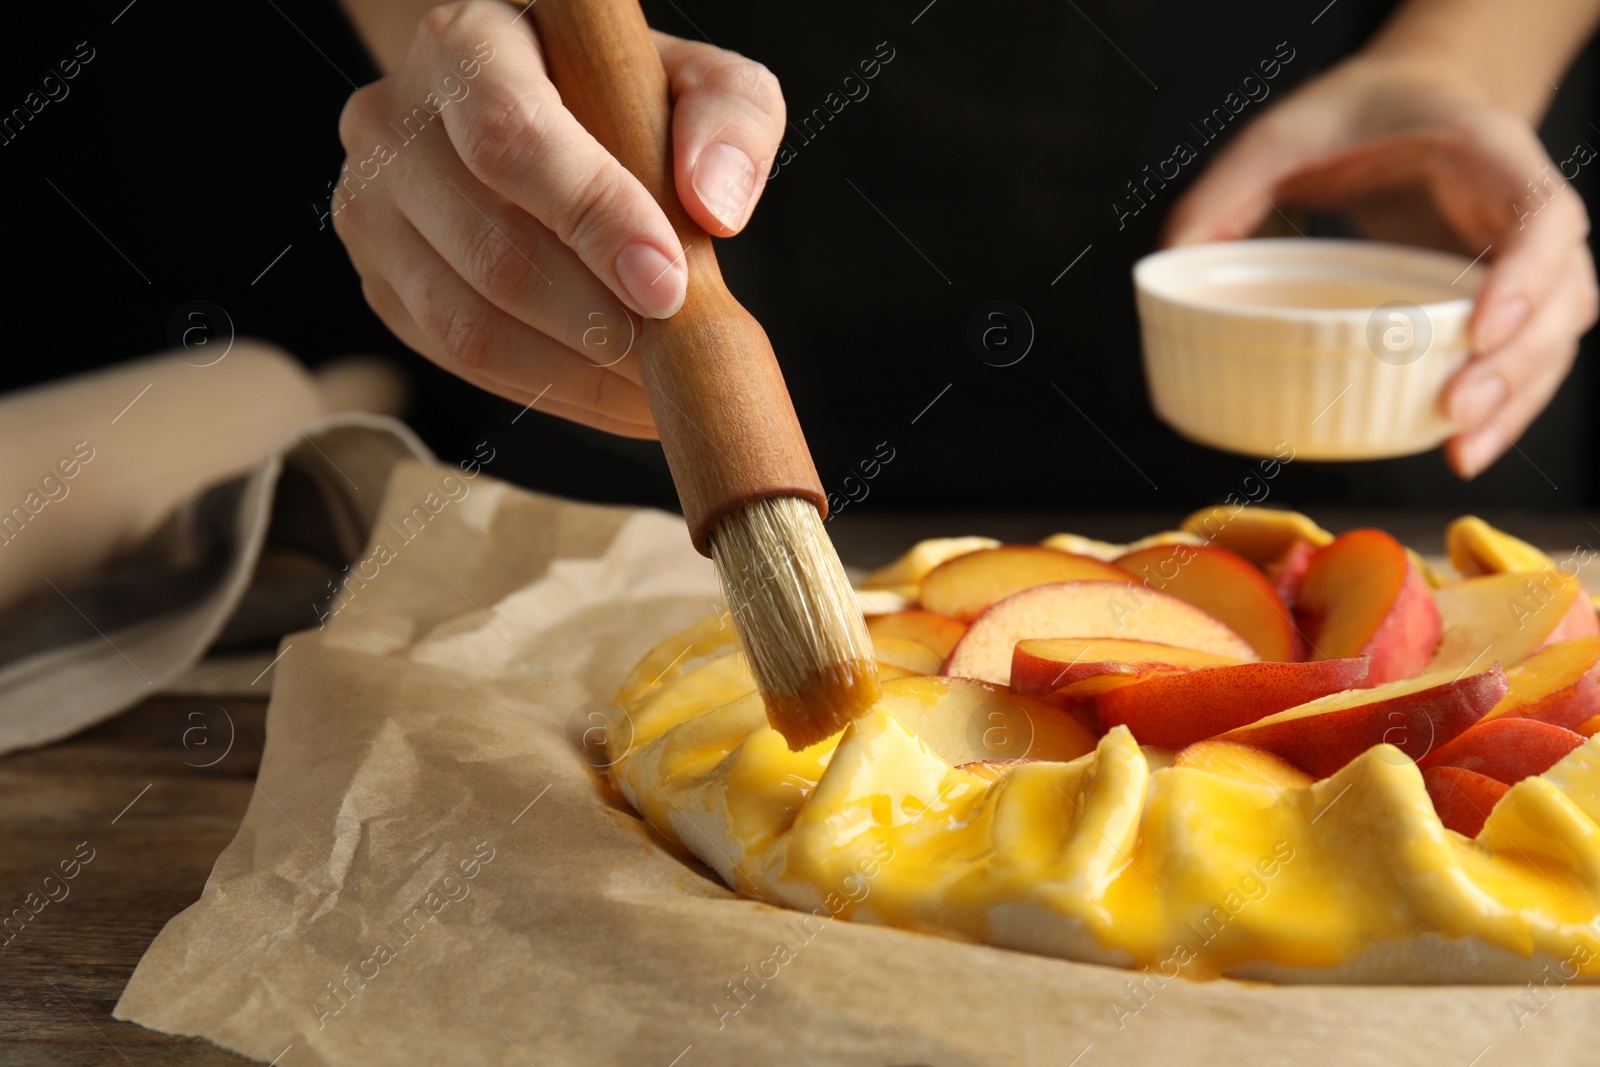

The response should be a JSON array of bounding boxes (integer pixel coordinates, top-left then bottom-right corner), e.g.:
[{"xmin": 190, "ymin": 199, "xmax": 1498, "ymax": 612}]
[
  {"xmin": 113, "ymin": 460, "xmax": 1600, "ymax": 1066},
  {"xmin": 0, "ymin": 414, "xmax": 428, "ymax": 755}
]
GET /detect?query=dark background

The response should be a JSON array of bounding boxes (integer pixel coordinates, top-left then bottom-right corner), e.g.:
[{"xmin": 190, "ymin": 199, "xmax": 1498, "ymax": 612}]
[{"xmin": 4, "ymin": 0, "xmax": 1596, "ymax": 527}]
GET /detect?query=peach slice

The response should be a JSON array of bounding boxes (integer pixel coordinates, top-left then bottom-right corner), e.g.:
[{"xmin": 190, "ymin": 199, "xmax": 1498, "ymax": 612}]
[
  {"xmin": 1178, "ymin": 505, "xmax": 1332, "ymax": 567},
  {"xmin": 1039, "ymin": 532, "xmax": 1127, "ymax": 561},
  {"xmin": 1048, "ymin": 671, "xmax": 1179, "ymax": 703},
  {"xmin": 877, "ymin": 675, "xmax": 1097, "ymax": 765},
  {"xmin": 1567, "ymin": 587, "xmax": 1600, "ymax": 638},
  {"xmin": 1115, "ymin": 543, "xmax": 1299, "ymax": 662},
  {"xmin": 1424, "ymin": 766, "xmax": 1510, "ymax": 837},
  {"xmin": 1039, "ymin": 530, "xmax": 1205, "ymax": 562},
  {"xmin": 1445, "ymin": 516, "xmax": 1556, "ymax": 578},
  {"xmin": 943, "ymin": 581, "xmax": 1259, "ymax": 686},
  {"xmin": 1579, "ymin": 714, "xmax": 1600, "ymax": 738},
  {"xmin": 1215, "ymin": 667, "xmax": 1508, "ymax": 779},
  {"xmin": 869, "ymin": 635, "xmax": 946, "ymax": 676},
  {"xmin": 1123, "ymin": 531, "xmax": 1209, "ymax": 553},
  {"xmin": 919, "ymin": 546, "xmax": 1135, "ymax": 623},
  {"xmin": 1295, "ymin": 528, "xmax": 1440, "ymax": 685},
  {"xmin": 1266, "ymin": 538, "xmax": 1317, "ymax": 609},
  {"xmin": 860, "ymin": 535, "xmax": 999, "ymax": 599},
  {"xmin": 1416, "ymin": 717, "xmax": 1587, "ymax": 783},
  {"xmin": 1567, "ymin": 589, "xmax": 1599, "ymax": 639},
  {"xmin": 865, "ymin": 610, "xmax": 967, "ymax": 659},
  {"xmin": 1097, "ymin": 658, "xmax": 1370, "ymax": 749},
  {"xmin": 1484, "ymin": 637, "xmax": 1600, "ymax": 730},
  {"xmin": 1173, "ymin": 739, "xmax": 1313, "ymax": 789},
  {"xmin": 1430, "ymin": 569, "xmax": 1596, "ymax": 674},
  {"xmin": 1010, "ymin": 637, "xmax": 1244, "ymax": 697}
]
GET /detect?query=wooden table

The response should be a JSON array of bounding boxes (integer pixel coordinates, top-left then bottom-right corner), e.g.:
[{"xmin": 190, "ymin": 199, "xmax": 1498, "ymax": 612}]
[
  {"xmin": 3, "ymin": 508, "xmax": 1597, "ymax": 1064},
  {"xmin": 0, "ymin": 696, "xmax": 264, "ymax": 1066}
]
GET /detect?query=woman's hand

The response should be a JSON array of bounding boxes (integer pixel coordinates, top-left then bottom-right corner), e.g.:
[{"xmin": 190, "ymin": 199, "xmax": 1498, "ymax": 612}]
[
  {"xmin": 1165, "ymin": 55, "xmax": 1597, "ymax": 478},
  {"xmin": 332, "ymin": 1, "xmax": 785, "ymax": 437}
]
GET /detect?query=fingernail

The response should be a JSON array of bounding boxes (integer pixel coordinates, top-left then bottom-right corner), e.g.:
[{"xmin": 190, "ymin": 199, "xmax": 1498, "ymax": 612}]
[
  {"xmin": 692, "ymin": 142, "xmax": 758, "ymax": 231},
  {"xmin": 1455, "ymin": 425, "xmax": 1502, "ymax": 480},
  {"xmin": 1473, "ymin": 295, "xmax": 1529, "ymax": 352},
  {"xmin": 615, "ymin": 242, "xmax": 686, "ymax": 318},
  {"xmin": 1450, "ymin": 373, "xmax": 1508, "ymax": 428}
]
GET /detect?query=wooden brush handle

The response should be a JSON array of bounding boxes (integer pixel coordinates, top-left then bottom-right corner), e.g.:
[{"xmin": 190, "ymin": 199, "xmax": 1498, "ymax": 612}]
[{"xmin": 531, "ymin": 0, "xmax": 826, "ymax": 555}]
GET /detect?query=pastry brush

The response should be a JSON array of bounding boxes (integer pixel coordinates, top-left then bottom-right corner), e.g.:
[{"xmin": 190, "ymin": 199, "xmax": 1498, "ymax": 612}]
[{"xmin": 531, "ymin": 0, "xmax": 880, "ymax": 749}]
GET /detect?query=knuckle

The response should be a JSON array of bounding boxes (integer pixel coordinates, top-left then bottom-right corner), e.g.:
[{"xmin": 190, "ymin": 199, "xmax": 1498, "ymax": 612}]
[
  {"xmin": 723, "ymin": 57, "xmax": 783, "ymax": 107},
  {"xmin": 418, "ymin": 2, "xmax": 470, "ymax": 46},
  {"xmin": 459, "ymin": 94, "xmax": 542, "ymax": 186},
  {"xmin": 741, "ymin": 61, "xmax": 785, "ymax": 119},
  {"xmin": 338, "ymin": 84, "xmax": 380, "ymax": 152},
  {"xmin": 551, "ymin": 160, "xmax": 629, "ymax": 253},
  {"xmin": 689, "ymin": 54, "xmax": 785, "ymax": 122},
  {"xmin": 461, "ymin": 223, "xmax": 534, "ymax": 300},
  {"xmin": 428, "ymin": 301, "xmax": 496, "ymax": 372}
]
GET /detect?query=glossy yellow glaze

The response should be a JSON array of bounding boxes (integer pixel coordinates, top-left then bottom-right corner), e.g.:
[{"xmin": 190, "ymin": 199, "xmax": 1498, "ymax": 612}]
[{"xmin": 610, "ymin": 617, "xmax": 1600, "ymax": 979}]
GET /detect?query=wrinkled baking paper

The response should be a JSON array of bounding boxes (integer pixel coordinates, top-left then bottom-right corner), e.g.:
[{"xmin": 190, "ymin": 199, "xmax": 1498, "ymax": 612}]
[{"xmin": 116, "ymin": 461, "xmax": 1600, "ymax": 1066}]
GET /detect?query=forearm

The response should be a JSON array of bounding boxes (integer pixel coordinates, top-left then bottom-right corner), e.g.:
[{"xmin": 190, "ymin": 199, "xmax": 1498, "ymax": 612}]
[
  {"xmin": 339, "ymin": 0, "xmax": 455, "ymax": 73},
  {"xmin": 1362, "ymin": 0, "xmax": 1600, "ymax": 121}
]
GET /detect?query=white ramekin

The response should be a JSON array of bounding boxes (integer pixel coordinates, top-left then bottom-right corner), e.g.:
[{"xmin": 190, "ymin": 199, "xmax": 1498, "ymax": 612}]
[{"xmin": 1133, "ymin": 239, "xmax": 1486, "ymax": 460}]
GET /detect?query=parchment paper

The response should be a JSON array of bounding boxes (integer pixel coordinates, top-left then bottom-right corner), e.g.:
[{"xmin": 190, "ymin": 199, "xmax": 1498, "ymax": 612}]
[{"xmin": 115, "ymin": 460, "xmax": 1600, "ymax": 1066}]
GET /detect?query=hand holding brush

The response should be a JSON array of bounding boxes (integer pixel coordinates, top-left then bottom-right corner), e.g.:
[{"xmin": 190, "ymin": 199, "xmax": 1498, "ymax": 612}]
[{"xmin": 528, "ymin": 0, "xmax": 880, "ymax": 747}]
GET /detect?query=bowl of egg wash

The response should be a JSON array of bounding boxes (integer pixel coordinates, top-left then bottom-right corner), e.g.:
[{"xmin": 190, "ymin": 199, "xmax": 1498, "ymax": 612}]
[{"xmin": 1133, "ymin": 238, "xmax": 1487, "ymax": 460}]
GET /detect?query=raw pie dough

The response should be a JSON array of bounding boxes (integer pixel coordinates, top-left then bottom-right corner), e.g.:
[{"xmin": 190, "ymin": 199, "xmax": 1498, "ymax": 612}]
[{"xmin": 603, "ymin": 524, "xmax": 1600, "ymax": 985}]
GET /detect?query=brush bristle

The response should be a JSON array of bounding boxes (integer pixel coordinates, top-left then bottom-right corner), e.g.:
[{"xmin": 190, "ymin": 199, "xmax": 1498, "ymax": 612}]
[{"xmin": 708, "ymin": 496, "xmax": 881, "ymax": 750}]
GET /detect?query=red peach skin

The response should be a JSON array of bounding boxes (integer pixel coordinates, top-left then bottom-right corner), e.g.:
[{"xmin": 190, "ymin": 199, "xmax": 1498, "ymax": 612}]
[
  {"xmin": 1424, "ymin": 766, "xmax": 1511, "ymax": 837},
  {"xmin": 1295, "ymin": 528, "xmax": 1440, "ymax": 686},
  {"xmin": 1097, "ymin": 658, "xmax": 1370, "ymax": 749},
  {"xmin": 1216, "ymin": 667, "xmax": 1508, "ymax": 779},
  {"xmin": 1267, "ymin": 538, "xmax": 1318, "ymax": 609},
  {"xmin": 1416, "ymin": 717, "xmax": 1586, "ymax": 783},
  {"xmin": 1558, "ymin": 586, "xmax": 1600, "ymax": 641}
]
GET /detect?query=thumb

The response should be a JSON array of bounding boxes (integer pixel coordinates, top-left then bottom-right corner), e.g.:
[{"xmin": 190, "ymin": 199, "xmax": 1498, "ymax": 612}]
[{"xmin": 656, "ymin": 34, "xmax": 786, "ymax": 237}]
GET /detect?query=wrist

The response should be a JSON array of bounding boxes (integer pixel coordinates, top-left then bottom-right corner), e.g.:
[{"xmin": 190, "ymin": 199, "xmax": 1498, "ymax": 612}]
[
  {"xmin": 1344, "ymin": 49, "xmax": 1495, "ymax": 107},
  {"xmin": 1354, "ymin": 2, "xmax": 1570, "ymax": 122}
]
